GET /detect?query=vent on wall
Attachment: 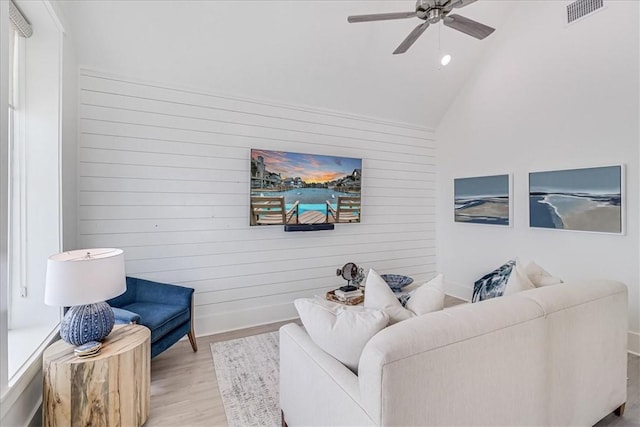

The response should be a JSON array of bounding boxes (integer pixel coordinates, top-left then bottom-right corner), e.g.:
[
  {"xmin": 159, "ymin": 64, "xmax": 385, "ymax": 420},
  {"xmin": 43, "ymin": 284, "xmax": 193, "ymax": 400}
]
[{"xmin": 567, "ymin": 0, "xmax": 604, "ymax": 24}]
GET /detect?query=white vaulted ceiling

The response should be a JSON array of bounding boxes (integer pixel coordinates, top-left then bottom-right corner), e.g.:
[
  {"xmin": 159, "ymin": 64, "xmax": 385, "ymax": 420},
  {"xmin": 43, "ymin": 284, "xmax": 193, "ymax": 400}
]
[{"xmin": 59, "ymin": 0, "xmax": 515, "ymax": 128}]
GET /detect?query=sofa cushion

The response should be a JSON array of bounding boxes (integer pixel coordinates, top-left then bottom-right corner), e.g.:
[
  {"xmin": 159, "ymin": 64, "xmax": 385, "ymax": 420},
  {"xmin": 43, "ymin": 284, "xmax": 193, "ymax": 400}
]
[
  {"xmin": 503, "ymin": 261, "xmax": 536, "ymax": 296},
  {"xmin": 112, "ymin": 307, "xmax": 141, "ymax": 324},
  {"xmin": 364, "ymin": 269, "xmax": 444, "ymax": 324},
  {"xmin": 405, "ymin": 273, "xmax": 445, "ymax": 314},
  {"xmin": 472, "ymin": 259, "xmax": 535, "ymax": 302},
  {"xmin": 473, "ymin": 260, "xmax": 514, "ymax": 302},
  {"xmin": 121, "ymin": 302, "xmax": 190, "ymax": 343},
  {"xmin": 524, "ymin": 261, "xmax": 563, "ymax": 287},
  {"xmin": 294, "ymin": 297, "xmax": 389, "ymax": 373}
]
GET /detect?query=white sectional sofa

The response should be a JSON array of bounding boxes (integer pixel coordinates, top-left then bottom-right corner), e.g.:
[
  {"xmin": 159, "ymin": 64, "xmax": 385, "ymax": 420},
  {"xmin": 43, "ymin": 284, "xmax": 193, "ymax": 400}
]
[{"xmin": 280, "ymin": 280, "xmax": 628, "ymax": 426}]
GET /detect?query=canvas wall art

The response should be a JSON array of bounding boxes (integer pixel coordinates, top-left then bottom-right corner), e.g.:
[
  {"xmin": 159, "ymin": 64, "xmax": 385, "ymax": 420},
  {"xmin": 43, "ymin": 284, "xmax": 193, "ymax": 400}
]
[
  {"xmin": 454, "ymin": 174, "xmax": 510, "ymax": 225},
  {"xmin": 529, "ymin": 165, "xmax": 622, "ymax": 233}
]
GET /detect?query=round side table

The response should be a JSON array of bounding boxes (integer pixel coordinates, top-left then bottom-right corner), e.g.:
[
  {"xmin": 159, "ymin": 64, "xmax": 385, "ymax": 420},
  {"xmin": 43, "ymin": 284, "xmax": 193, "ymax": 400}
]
[{"xmin": 43, "ymin": 324, "xmax": 151, "ymax": 427}]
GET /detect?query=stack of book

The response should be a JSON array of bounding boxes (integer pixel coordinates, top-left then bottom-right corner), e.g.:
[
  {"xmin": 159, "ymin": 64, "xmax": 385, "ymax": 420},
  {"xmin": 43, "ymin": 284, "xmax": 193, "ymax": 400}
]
[{"xmin": 333, "ymin": 288, "xmax": 363, "ymax": 301}]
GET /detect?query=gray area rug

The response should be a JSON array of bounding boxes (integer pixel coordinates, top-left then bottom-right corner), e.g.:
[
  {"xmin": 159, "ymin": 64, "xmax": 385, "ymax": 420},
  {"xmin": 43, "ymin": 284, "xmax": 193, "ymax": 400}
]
[{"xmin": 211, "ymin": 331, "xmax": 280, "ymax": 427}]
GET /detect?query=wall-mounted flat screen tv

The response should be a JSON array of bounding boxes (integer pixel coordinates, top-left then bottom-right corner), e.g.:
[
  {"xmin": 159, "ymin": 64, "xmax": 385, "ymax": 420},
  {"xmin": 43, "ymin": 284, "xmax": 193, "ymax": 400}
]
[{"xmin": 250, "ymin": 149, "xmax": 362, "ymax": 226}]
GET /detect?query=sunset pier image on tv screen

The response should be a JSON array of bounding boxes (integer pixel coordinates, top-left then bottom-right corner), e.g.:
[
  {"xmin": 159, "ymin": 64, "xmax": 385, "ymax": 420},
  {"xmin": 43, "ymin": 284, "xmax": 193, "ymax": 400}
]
[{"xmin": 250, "ymin": 149, "xmax": 362, "ymax": 226}]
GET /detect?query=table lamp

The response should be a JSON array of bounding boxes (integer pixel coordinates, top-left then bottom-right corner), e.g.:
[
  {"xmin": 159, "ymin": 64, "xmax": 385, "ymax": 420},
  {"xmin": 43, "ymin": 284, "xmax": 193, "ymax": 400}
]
[{"xmin": 45, "ymin": 248, "xmax": 126, "ymax": 346}]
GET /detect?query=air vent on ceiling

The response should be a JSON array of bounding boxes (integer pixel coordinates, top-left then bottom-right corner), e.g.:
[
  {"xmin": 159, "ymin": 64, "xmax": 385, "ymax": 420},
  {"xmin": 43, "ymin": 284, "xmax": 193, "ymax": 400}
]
[{"xmin": 567, "ymin": 0, "xmax": 604, "ymax": 24}]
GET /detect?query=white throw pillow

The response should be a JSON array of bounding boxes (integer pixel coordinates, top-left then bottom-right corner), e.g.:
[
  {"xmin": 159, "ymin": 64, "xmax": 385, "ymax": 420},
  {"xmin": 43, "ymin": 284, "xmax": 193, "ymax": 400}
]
[
  {"xmin": 364, "ymin": 269, "xmax": 445, "ymax": 324},
  {"xmin": 405, "ymin": 273, "xmax": 445, "ymax": 315},
  {"xmin": 524, "ymin": 261, "xmax": 563, "ymax": 287},
  {"xmin": 503, "ymin": 260, "xmax": 536, "ymax": 295},
  {"xmin": 294, "ymin": 298, "xmax": 389, "ymax": 372},
  {"xmin": 363, "ymin": 269, "xmax": 413, "ymax": 324}
]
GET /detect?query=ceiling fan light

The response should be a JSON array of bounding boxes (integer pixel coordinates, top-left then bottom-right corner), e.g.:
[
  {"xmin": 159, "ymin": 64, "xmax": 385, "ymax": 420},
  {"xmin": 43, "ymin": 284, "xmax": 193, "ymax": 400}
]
[{"xmin": 440, "ymin": 54, "xmax": 452, "ymax": 66}]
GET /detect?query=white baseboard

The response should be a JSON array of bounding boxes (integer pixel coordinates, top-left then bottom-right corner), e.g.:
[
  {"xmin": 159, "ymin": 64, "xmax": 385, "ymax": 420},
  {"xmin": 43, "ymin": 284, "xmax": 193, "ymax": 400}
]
[
  {"xmin": 27, "ymin": 404, "xmax": 41, "ymax": 427},
  {"xmin": 195, "ymin": 302, "xmax": 298, "ymax": 337},
  {"xmin": 445, "ymin": 281, "xmax": 472, "ymax": 302},
  {"xmin": 628, "ymin": 331, "xmax": 640, "ymax": 356}
]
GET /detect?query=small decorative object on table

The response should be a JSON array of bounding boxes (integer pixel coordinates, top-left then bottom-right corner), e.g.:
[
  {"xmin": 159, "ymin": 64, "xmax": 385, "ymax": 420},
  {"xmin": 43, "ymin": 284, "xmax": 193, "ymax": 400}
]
[
  {"xmin": 74, "ymin": 341, "xmax": 103, "ymax": 358},
  {"xmin": 330, "ymin": 262, "xmax": 366, "ymax": 304},
  {"xmin": 380, "ymin": 274, "xmax": 414, "ymax": 292},
  {"xmin": 337, "ymin": 262, "xmax": 366, "ymax": 286},
  {"xmin": 336, "ymin": 262, "xmax": 358, "ymax": 285},
  {"xmin": 353, "ymin": 265, "xmax": 366, "ymax": 288}
]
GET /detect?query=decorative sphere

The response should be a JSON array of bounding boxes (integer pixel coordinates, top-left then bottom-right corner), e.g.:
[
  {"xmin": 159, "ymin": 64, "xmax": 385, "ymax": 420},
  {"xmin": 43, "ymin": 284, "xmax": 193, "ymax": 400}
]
[{"xmin": 60, "ymin": 302, "xmax": 115, "ymax": 346}]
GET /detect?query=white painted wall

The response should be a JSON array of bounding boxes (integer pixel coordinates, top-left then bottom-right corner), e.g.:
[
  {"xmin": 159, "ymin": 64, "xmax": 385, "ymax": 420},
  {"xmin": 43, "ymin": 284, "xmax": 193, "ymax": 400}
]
[
  {"xmin": 436, "ymin": 1, "xmax": 640, "ymax": 353},
  {"xmin": 77, "ymin": 69, "xmax": 436, "ymax": 336}
]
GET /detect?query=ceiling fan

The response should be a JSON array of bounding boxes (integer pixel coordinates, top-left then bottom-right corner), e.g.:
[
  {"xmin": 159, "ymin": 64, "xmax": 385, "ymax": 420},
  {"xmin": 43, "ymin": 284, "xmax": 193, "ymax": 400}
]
[{"xmin": 347, "ymin": 0, "xmax": 495, "ymax": 54}]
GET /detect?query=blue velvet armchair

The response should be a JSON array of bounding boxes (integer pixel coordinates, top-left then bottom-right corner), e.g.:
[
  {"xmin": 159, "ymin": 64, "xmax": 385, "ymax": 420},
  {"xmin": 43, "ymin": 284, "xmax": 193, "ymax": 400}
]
[{"xmin": 107, "ymin": 277, "xmax": 198, "ymax": 358}]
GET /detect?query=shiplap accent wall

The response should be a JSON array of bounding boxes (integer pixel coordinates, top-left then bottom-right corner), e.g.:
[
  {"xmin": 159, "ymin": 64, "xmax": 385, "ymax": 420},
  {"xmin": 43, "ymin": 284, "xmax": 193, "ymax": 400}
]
[{"xmin": 78, "ymin": 69, "xmax": 436, "ymax": 335}]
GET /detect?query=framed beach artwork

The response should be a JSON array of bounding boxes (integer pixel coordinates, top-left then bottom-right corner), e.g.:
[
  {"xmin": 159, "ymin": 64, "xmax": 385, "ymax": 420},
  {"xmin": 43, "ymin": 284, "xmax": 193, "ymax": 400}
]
[
  {"xmin": 454, "ymin": 174, "xmax": 511, "ymax": 226},
  {"xmin": 529, "ymin": 165, "xmax": 623, "ymax": 234}
]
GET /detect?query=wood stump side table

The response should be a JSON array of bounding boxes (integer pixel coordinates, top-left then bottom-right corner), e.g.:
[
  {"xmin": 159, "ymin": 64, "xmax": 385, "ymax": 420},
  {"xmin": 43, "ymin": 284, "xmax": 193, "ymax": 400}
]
[{"xmin": 43, "ymin": 324, "xmax": 151, "ymax": 427}]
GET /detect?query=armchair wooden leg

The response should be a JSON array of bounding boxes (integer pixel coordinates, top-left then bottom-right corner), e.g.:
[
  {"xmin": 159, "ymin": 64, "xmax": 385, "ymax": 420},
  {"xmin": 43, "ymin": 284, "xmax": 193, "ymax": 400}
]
[
  {"xmin": 614, "ymin": 402, "xmax": 626, "ymax": 416},
  {"xmin": 281, "ymin": 410, "xmax": 288, "ymax": 427},
  {"xmin": 188, "ymin": 297, "xmax": 198, "ymax": 352},
  {"xmin": 187, "ymin": 330, "xmax": 198, "ymax": 352}
]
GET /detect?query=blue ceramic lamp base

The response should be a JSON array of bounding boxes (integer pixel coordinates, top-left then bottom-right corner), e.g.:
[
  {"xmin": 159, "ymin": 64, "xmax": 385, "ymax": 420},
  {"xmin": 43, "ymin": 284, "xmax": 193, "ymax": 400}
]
[{"xmin": 60, "ymin": 301, "xmax": 115, "ymax": 346}]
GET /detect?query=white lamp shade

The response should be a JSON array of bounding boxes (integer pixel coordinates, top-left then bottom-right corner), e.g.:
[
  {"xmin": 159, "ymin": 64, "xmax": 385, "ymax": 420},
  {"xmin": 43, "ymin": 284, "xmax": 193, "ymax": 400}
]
[{"xmin": 45, "ymin": 248, "xmax": 126, "ymax": 306}]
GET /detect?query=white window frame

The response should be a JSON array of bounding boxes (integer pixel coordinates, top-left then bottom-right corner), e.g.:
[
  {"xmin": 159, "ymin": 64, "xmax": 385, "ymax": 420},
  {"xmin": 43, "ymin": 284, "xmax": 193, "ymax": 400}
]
[
  {"xmin": 8, "ymin": 24, "xmax": 27, "ymax": 330},
  {"xmin": 2, "ymin": 3, "xmax": 65, "ymax": 423},
  {"xmin": 1, "ymin": 0, "xmax": 12, "ymax": 402}
]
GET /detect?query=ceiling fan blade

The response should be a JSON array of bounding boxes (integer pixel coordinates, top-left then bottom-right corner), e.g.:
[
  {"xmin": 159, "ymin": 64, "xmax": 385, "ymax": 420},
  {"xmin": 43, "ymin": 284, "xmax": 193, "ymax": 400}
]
[
  {"xmin": 443, "ymin": 14, "xmax": 495, "ymax": 39},
  {"xmin": 393, "ymin": 22, "xmax": 430, "ymax": 55},
  {"xmin": 348, "ymin": 11, "xmax": 417, "ymax": 23},
  {"xmin": 447, "ymin": 0, "xmax": 478, "ymax": 9}
]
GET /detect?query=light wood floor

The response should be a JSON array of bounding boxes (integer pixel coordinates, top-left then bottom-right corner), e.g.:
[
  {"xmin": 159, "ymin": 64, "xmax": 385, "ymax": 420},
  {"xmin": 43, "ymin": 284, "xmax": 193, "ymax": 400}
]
[
  {"xmin": 147, "ymin": 319, "xmax": 297, "ymax": 426},
  {"xmin": 146, "ymin": 295, "xmax": 639, "ymax": 426}
]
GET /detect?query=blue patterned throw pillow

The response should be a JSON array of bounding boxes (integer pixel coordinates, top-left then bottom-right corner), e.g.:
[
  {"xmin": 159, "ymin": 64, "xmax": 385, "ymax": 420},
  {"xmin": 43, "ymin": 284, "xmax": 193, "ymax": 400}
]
[{"xmin": 472, "ymin": 260, "xmax": 516, "ymax": 302}]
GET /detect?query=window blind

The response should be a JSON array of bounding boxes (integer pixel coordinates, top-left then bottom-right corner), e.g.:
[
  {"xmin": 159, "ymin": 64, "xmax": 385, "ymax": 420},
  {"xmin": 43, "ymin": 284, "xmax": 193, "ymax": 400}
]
[{"xmin": 9, "ymin": 0, "xmax": 32, "ymax": 38}]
